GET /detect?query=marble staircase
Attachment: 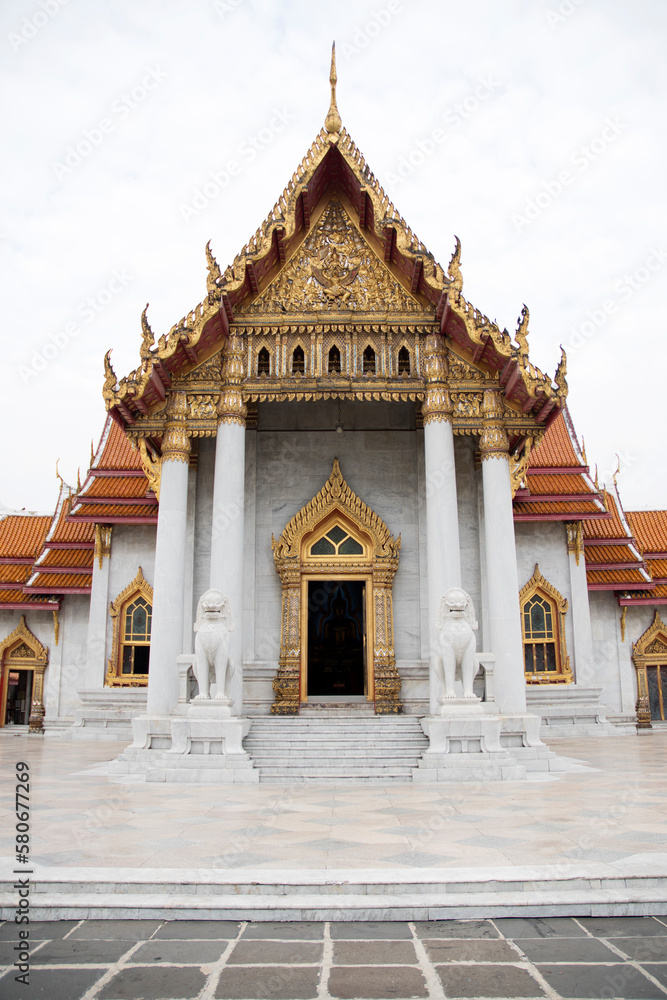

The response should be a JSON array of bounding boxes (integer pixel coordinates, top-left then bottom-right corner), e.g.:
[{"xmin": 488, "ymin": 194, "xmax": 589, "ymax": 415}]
[{"xmin": 243, "ymin": 706, "xmax": 429, "ymax": 782}]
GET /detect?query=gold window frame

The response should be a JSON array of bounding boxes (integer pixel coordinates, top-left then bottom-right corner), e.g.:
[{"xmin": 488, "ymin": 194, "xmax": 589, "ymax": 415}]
[
  {"xmin": 519, "ymin": 564, "xmax": 572, "ymax": 685},
  {"xmin": 632, "ymin": 612, "xmax": 667, "ymax": 729},
  {"xmin": 105, "ymin": 567, "xmax": 153, "ymax": 688}
]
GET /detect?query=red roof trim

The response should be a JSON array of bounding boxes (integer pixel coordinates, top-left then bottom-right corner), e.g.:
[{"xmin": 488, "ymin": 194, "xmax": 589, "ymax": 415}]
[
  {"xmin": 588, "ymin": 582, "xmax": 655, "ymax": 591},
  {"xmin": 0, "ymin": 557, "xmax": 34, "ymax": 565},
  {"xmin": 66, "ymin": 516, "xmax": 158, "ymax": 524},
  {"xmin": 526, "ymin": 466, "xmax": 589, "ymax": 476},
  {"xmin": 24, "ymin": 586, "xmax": 91, "ymax": 595},
  {"xmin": 0, "ymin": 599, "xmax": 60, "ymax": 609},
  {"xmin": 514, "ymin": 512, "xmax": 611, "ymax": 522},
  {"xmin": 30, "ymin": 565, "xmax": 93, "ymax": 576}
]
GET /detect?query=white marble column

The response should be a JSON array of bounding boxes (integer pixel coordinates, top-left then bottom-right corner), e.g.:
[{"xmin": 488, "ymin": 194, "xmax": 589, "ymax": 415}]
[
  {"xmin": 146, "ymin": 392, "xmax": 190, "ymax": 717},
  {"xmin": 480, "ymin": 390, "xmax": 526, "ymax": 715},
  {"xmin": 210, "ymin": 333, "xmax": 246, "ymax": 714},
  {"xmin": 82, "ymin": 528, "xmax": 112, "ymax": 690},
  {"xmin": 566, "ymin": 522, "xmax": 595, "ymax": 685},
  {"xmin": 422, "ymin": 332, "xmax": 462, "ymax": 712}
]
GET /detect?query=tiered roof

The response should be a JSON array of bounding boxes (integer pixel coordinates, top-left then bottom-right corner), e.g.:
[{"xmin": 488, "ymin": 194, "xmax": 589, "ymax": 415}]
[
  {"xmin": 583, "ymin": 486, "xmax": 651, "ymax": 592},
  {"xmin": 68, "ymin": 417, "xmax": 156, "ymax": 525},
  {"xmin": 623, "ymin": 511, "xmax": 667, "ymax": 605},
  {"xmin": 0, "ymin": 512, "xmax": 54, "ymax": 609},
  {"xmin": 24, "ymin": 483, "xmax": 95, "ymax": 597},
  {"xmin": 514, "ymin": 409, "xmax": 606, "ymax": 521}
]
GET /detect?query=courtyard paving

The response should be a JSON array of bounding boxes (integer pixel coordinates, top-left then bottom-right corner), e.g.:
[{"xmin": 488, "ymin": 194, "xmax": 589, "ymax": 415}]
[{"xmin": 0, "ymin": 731, "xmax": 666, "ymax": 998}]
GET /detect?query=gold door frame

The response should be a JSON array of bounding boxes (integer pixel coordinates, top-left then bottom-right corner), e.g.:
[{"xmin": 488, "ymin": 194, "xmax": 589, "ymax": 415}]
[
  {"xmin": 0, "ymin": 616, "xmax": 49, "ymax": 733},
  {"xmin": 271, "ymin": 459, "xmax": 402, "ymax": 715},
  {"xmin": 300, "ymin": 572, "xmax": 374, "ymax": 703}
]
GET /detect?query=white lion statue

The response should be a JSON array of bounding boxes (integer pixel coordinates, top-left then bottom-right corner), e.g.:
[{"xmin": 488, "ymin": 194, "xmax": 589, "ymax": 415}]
[
  {"xmin": 434, "ymin": 587, "xmax": 479, "ymax": 701},
  {"xmin": 193, "ymin": 590, "xmax": 234, "ymax": 701}
]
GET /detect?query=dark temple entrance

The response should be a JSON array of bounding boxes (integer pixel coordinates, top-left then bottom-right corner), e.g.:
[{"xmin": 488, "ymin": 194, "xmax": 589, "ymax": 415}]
[
  {"xmin": 3, "ymin": 670, "xmax": 33, "ymax": 726},
  {"xmin": 307, "ymin": 580, "xmax": 365, "ymax": 697}
]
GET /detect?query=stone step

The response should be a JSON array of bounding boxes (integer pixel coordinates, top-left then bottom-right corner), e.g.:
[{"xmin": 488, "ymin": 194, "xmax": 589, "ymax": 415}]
[
  {"xmin": 244, "ymin": 740, "xmax": 427, "ymax": 749},
  {"xmin": 3, "ymin": 862, "xmax": 665, "ymax": 920},
  {"xmin": 249, "ymin": 756, "xmax": 424, "ymax": 768}
]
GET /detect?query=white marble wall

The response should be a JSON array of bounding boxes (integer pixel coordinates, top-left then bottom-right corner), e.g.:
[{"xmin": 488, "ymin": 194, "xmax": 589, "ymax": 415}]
[{"xmin": 588, "ymin": 592, "xmax": 659, "ymax": 717}]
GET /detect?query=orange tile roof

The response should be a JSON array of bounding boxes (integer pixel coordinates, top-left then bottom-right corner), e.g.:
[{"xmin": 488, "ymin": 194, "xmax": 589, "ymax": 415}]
[
  {"xmin": 528, "ymin": 409, "xmax": 583, "ymax": 469},
  {"xmin": 0, "ymin": 589, "xmax": 56, "ymax": 606},
  {"xmin": 27, "ymin": 571, "xmax": 92, "ymax": 590},
  {"xmin": 627, "ymin": 511, "xmax": 667, "ymax": 553},
  {"xmin": 36, "ymin": 549, "xmax": 94, "ymax": 569},
  {"xmin": 0, "ymin": 514, "xmax": 51, "ymax": 559},
  {"xmin": 514, "ymin": 499, "xmax": 603, "ymax": 516},
  {"xmin": 70, "ymin": 502, "xmax": 158, "ymax": 519},
  {"xmin": 95, "ymin": 416, "xmax": 143, "ymax": 471},
  {"xmin": 526, "ymin": 474, "xmax": 594, "ymax": 496},
  {"xmin": 82, "ymin": 477, "xmax": 151, "ymax": 500},
  {"xmin": 584, "ymin": 544, "xmax": 638, "ymax": 564},
  {"xmin": 620, "ymin": 583, "xmax": 667, "ymax": 604},
  {"xmin": 0, "ymin": 565, "xmax": 30, "ymax": 584},
  {"xmin": 587, "ymin": 569, "xmax": 650, "ymax": 586}
]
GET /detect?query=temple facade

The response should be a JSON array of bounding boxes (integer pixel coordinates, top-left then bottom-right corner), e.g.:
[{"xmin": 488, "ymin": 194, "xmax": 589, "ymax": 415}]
[{"xmin": 2, "ymin": 57, "xmax": 666, "ymax": 771}]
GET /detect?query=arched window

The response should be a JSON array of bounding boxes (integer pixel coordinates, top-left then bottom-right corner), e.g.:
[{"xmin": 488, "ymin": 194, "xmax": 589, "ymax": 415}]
[
  {"xmin": 292, "ymin": 346, "xmax": 305, "ymax": 374},
  {"xmin": 362, "ymin": 345, "xmax": 376, "ymax": 374},
  {"xmin": 309, "ymin": 522, "xmax": 364, "ymax": 557},
  {"xmin": 519, "ymin": 565, "xmax": 572, "ymax": 684},
  {"xmin": 632, "ymin": 612, "xmax": 667, "ymax": 728},
  {"xmin": 106, "ymin": 568, "xmax": 153, "ymax": 687},
  {"xmin": 328, "ymin": 345, "xmax": 341, "ymax": 374},
  {"xmin": 120, "ymin": 596, "xmax": 151, "ymax": 675},
  {"xmin": 398, "ymin": 346, "xmax": 411, "ymax": 375},
  {"xmin": 257, "ymin": 347, "xmax": 270, "ymax": 376}
]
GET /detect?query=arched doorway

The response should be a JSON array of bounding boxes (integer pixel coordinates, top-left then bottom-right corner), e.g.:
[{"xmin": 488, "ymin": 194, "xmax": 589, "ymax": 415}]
[
  {"xmin": 633, "ymin": 612, "xmax": 667, "ymax": 728},
  {"xmin": 271, "ymin": 459, "xmax": 402, "ymax": 714},
  {"xmin": 0, "ymin": 617, "xmax": 49, "ymax": 733}
]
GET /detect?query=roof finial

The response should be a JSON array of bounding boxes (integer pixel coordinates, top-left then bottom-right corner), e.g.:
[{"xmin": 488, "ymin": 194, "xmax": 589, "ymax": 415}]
[{"xmin": 324, "ymin": 42, "xmax": 342, "ymax": 134}]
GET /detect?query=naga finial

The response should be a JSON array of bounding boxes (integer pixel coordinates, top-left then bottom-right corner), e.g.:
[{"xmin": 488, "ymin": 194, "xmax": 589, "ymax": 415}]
[
  {"xmin": 554, "ymin": 345, "xmax": 568, "ymax": 398},
  {"xmin": 516, "ymin": 304, "xmax": 530, "ymax": 359},
  {"xmin": 206, "ymin": 239, "xmax": 222, "ymax": 299},
  {"xmin": 103, "ymin": 349, "xmax": 117, "ymax": 398},
  {"xmin": 324, "ymin": 42, "xmax": 342, "ymax": 134},
  {"xmin": 140, "ymin": 304, "xmax": 154, "ymax": 363},
  {"xmin": 446, "ymin": 236, "xmax": 463, "ymax": 294},
  {"xmin": 55, "ymin": 458, "xmax": 64, "ymax": 486},
  {"xmin": 612, "ymin": 454, "xmax": 621, "ymax": 487}
]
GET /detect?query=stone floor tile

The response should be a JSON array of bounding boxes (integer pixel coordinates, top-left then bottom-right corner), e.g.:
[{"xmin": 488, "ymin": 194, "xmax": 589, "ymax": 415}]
[
  {"xmin": 329, "ymin": 922, "xmax": 414, "ymax": 940},
  {"xmin": 215, "ymin": 964, "xmax": 321, "ymax": 999},
  {"xmin": 424, "ymin": 938, "xmax": 520, "ymax": 963},
  {"xmin": 493, "ymin": 916, "xmax": 588, "ymax": 938},
  {"xmin": 68, "ymin": 918, "xmax": 163, "ymax": 940},
  {"xmin": 0, "ymin": 965, "xmax": 105, "ymax": 1000},
  {"xmin": 132, "ymin": 938, "xmax": 228, "ymax": 963},
  {"xmin": 382, "ymin": 849, "xmax": 456, "ymax": 867},
  {"xmin": 27, "ymin": 938, "xmax": 132, "ymax": 964},
  {"xmin": 516, "ymin": 936, "xmax": 622, "ymax": 963},
  {"xmin": 0, "ymin": 919, "xmax": 79, "ymax": 941},
  {"xmin": 328, "ymin": 964, "xmax": 428, "ymax": 999},
  {"xmin": 153, "ymin": 920, "xmax": 240, "ymax": 939},
  {"xmin": 435, "ymin": 963, "xmax": 546, "ymax": 998},
  {"xmin": 643, "ymin": 966, "xmax": 667, "ymax": 988},
  {"xmin": 333, "ymin": 939, "xmax": 418, "ymax": 965},
  {"xmin": 413, "ymin": 919, "xmax": 500, "ymax": 939},
  {"xmin": 536, "ymin": 963, "xmax": 667, "ymax": 999},
  {"xmin": 612, "ymin": 938, "xmax": 667, "ymax": 961},
  {"xmin": 228, "ymin": 940, "xmax": 323, "ymax": 964},
  {"xmin": 577, "ymin": 916, "xmax": 667, "ymax": 937},
  {"xmin": 98, "ymin": 965, "xmax": 207, "ymax": 999},
  {"xmin": 241, "ymin": 921, "xmax": 325, "ymax": 940}
]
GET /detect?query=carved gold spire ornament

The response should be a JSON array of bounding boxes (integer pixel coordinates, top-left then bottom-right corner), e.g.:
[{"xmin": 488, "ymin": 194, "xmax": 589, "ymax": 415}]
[
  {"xmin": 324, "ymin": 42, "xmax": 342, "ymax": 134},
  {"xmin": 140, "ymin": 304, "xmax": 155, "ymax": 363},
  {"xmin": 205, "ymin": 240, "xmax": 222, "ymax": 302},
  {"xmin": 515, "ymin": 305, "xmax": 530, "ymax": 362},
  {"xmin": 103, "ymin": 350, "xmax": 117, "ymax": 402}
]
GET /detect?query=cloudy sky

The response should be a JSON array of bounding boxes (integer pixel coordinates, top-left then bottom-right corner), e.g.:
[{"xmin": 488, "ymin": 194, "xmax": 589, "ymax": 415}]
[{"xmin": 2, "ymin": 0, "xmax": 665, "ymax": 513}]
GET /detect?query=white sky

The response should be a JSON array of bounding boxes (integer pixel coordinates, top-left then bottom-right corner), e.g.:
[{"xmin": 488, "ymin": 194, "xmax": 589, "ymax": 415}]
[{"xmin": 1, "ymin": 0, "xmax": 665, "ymax": 514}]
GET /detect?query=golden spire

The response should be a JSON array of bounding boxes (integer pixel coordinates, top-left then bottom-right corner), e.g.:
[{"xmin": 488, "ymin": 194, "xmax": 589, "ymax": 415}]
[{"xmin": 324, "ymin": 42, "xmax": 342, "ymax": 134}]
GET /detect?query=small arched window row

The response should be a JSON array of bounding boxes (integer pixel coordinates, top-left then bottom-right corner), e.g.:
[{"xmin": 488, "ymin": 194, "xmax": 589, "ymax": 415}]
[
  {"xmin": 292, "ymin": 345, "xmax": 305, "ymax": 374},
  {"xmin": 362, "ymin": 345, "xmax": 376, "ymax": 375},
  {"xmin": 397, "ymin": 346, "xmax": 411, "ymax": 376},
  {"xmin": 257, "ymin": 347, "xmax": 271, "ymax": 376}
]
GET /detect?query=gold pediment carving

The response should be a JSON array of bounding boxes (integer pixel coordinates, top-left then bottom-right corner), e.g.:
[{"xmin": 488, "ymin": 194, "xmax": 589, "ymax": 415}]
[
  {"xmin": 0, "ymin": 616, "xmax": 48, "ymax": 666},
  {"xmin": 243, "ymin": 200, "xmax": 422, "ymax": 316}
]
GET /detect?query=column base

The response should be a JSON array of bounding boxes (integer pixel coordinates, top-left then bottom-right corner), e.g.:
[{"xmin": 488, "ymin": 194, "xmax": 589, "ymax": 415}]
[{"xmin": 416, "ymin": 713, "xmax": 524, "ymax": 782}]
